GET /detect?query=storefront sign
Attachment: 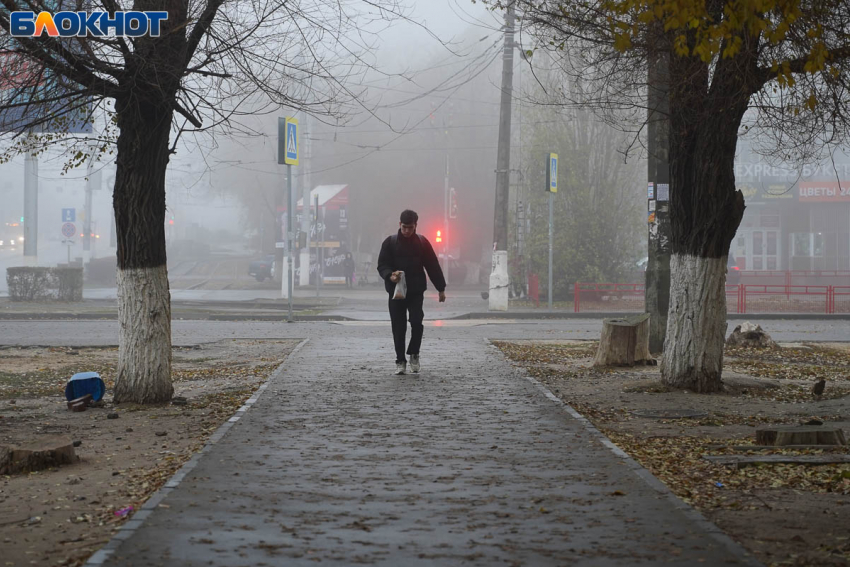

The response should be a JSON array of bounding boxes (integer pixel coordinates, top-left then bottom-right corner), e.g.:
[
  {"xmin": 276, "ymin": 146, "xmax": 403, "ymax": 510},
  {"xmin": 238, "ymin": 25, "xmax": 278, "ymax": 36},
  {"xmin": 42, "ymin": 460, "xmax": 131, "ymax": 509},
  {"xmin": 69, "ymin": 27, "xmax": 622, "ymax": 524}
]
[{"xmin": 799, "ymin": 182, "xmax": 850, "ymax": 202}]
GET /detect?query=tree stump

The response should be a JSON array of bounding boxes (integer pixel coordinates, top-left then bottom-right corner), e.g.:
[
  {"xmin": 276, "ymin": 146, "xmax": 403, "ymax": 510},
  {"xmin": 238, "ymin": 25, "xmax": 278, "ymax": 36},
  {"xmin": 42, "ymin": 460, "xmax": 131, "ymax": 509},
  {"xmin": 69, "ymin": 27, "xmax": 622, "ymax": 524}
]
[
  {"xmin": 756, "ymin": 425, "xmax": 847, "ymax": 446},
  {"xmin": 726, "ymin": 321, "xmax": 779, "ymax": 349},
  {"xmin": 0, "ymin": 436, "xmax": 78, "ymax": 475},
  {"xmin": 593, "ymin": 314, "xmax": 652, "ymax": 367}
]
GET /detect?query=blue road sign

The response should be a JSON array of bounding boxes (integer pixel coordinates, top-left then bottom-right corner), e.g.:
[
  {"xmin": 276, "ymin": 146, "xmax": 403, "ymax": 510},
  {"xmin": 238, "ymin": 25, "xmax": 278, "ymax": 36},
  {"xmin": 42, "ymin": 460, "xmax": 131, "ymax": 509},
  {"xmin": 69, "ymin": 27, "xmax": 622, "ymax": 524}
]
[
  {"xmin": 62, "ymin": 208, "xmax": 75, "ymax": 222},
  {"xmin": 285, "ymin": 117, "xmax": 298, "ymax": 165},
  {"xmin": 547, "ymin": 153, "xmax": 558, "ymax": 193}
]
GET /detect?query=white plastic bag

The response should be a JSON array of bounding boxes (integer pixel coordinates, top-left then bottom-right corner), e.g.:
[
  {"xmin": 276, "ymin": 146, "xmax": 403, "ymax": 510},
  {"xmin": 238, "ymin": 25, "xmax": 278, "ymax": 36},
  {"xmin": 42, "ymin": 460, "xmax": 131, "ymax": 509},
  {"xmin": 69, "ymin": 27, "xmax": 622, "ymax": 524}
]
[{"xmin": 392, "ymin": 271, "xmax": 407, "ymax": 300}]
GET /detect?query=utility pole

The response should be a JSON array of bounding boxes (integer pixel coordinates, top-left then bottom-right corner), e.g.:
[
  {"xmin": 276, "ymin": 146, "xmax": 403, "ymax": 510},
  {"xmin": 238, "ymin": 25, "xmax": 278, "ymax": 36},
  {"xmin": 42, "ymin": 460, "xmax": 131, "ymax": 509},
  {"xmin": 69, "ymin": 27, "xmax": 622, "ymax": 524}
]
[
  {"xmin": 489, "ymin": 1, "xmax": 515, "ymax": 311},
  {"xmin": 646, "ymin": 47, "xmax": 672, "ymax": 353},
  {"xmin": 315, "ymin": 194, "xmax": 320, "ymax": 297},
  {"xmin": 300, "ymin": 115, "xmax": 311, "ymax": 287},
  {"xmin": 444, "ymin": 153, "xmax": 449, "ymax": 285},
  {"xmin": 23, "ymin": 134, "xmax": 38, "ymax": 264},
  {"xmin": 83, "ymin": 154, "xmax": 93, "ymax": 256}
]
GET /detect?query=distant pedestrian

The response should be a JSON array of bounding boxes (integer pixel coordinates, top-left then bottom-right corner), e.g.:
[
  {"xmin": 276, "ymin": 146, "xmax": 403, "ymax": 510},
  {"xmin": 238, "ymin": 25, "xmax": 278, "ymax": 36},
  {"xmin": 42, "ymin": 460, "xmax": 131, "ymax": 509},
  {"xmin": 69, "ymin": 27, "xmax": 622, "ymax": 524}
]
[
  {"xmin": 344, "ymin": 252, "xmax": 356, "ymax": 289},
  {"xmin": 377, "ymin": 209, "xmax": 446, "ymax": 375}
]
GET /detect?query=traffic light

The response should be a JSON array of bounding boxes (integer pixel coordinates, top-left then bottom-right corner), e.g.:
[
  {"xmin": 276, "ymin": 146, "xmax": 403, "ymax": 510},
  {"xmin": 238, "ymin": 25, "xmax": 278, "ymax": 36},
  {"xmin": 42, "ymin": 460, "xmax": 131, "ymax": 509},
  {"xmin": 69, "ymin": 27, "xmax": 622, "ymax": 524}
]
[
  {"xmin": 435, "ymin": 230, "xmax": 442, "ymax": 243},
  {"xmin": 449, "ymin": 188, "xmax": 457, "ymax": 219}
]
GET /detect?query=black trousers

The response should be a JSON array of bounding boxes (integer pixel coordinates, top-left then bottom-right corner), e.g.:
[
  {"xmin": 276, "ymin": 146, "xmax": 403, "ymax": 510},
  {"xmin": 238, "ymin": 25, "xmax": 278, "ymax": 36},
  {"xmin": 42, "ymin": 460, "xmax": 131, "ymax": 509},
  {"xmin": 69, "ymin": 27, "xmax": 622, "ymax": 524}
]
[{"xmin": 388, "ymin": 292, "xmax": 424, "ymax": 363}]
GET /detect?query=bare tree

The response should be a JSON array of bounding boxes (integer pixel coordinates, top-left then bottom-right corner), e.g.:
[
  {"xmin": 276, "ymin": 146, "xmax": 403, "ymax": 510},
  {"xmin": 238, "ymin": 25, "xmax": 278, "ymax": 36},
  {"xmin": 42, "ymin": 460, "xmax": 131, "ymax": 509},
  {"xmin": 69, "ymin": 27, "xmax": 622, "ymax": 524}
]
[
  {"xmin": 493, "ymin": 0, "xmax": 850, "ymax": 392},
  {"xmin": 0, "ymin": 0, "xmax": 406, "ymax": 402}
]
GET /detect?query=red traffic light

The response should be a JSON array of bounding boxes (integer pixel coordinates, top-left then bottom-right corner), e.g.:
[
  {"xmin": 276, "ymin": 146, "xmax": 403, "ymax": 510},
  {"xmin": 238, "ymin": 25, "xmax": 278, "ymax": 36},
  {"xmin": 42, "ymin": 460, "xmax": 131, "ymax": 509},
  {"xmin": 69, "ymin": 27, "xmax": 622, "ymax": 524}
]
[{"xmin": 435, "ymin": 230, "xmax": 442, "ymax": 243}]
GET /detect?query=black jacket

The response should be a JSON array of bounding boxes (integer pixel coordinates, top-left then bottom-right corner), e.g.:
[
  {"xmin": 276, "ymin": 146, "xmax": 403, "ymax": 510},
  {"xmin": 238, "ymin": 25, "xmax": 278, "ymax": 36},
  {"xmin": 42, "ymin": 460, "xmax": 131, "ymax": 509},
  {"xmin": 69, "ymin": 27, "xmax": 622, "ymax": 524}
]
[{"xmin": 377, "ymin": 231, "xmax": 446, "ymax": 295}]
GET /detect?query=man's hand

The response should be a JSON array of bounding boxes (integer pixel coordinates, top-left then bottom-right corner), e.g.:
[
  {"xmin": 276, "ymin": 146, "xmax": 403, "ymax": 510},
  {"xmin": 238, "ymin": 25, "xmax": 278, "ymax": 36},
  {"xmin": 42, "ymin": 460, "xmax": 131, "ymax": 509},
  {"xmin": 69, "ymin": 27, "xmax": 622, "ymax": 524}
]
[
  {"xmin": 390, "ymin": 271, "xmax": 401, "ymax": 283},
  {"xmin": 438, "ymin": 291, "xmax": 446, "ymax": 303}
]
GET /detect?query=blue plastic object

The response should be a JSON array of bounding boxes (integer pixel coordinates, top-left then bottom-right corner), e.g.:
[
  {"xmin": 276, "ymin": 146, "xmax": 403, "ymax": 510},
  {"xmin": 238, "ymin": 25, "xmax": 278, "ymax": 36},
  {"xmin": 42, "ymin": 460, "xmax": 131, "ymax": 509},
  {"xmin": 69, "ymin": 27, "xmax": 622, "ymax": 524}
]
[{"xmin": 65, "ymin": 371, "xmax": 106, "ymax": 402}]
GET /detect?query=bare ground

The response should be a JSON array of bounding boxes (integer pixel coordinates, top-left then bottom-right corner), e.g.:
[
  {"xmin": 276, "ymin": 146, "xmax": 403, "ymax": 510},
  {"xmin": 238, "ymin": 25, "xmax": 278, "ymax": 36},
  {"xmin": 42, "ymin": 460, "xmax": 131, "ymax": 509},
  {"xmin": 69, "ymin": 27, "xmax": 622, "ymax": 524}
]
[
  {"xmin": 495, "ymin": 339, "xmax": 850, "ymax": 567},
  {"xmin": 0, "ymin": 339, "xmax": 298, "ymax": 567}
]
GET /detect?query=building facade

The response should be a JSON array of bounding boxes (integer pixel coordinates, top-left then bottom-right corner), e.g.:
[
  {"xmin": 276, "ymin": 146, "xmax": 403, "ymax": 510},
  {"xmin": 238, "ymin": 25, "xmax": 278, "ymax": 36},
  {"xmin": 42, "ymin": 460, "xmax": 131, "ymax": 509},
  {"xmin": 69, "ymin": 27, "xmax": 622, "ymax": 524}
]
[{"xmin": 733, "ymin": 159, "xmax": 850, "ymax": 271}]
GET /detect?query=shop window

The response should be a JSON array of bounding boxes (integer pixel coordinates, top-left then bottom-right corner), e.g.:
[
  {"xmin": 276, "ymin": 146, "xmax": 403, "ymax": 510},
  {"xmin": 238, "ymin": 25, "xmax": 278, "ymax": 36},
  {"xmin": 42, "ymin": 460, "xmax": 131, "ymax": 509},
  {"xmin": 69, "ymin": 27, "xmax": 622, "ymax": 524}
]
[
  {"xmin": 793, "ymin": 233, "xmax": 811, "ymax": 256},
  {"xmin": 791, "ymin": 233, "xmax": 824, "ymax": 257},
  {"xmin": 767, "ymin": 232, "xmax": 777, "ymax": 255}
]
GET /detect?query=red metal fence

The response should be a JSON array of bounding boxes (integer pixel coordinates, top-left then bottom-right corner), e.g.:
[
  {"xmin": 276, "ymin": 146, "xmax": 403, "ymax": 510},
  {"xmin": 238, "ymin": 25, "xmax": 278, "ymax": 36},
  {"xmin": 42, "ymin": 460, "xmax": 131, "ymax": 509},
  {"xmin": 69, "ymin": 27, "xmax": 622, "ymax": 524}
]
[{"xmin": 574, "ymin": 280, "xmax": 850, "ymax": 314}]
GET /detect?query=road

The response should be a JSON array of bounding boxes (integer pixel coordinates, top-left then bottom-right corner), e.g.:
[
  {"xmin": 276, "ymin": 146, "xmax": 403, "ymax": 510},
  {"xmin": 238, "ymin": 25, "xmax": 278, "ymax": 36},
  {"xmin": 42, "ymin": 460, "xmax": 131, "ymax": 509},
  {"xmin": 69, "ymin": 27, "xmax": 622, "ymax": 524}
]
[{"xmin": 1, "ymin": 316, "xmax": 849, "ymax": 347}]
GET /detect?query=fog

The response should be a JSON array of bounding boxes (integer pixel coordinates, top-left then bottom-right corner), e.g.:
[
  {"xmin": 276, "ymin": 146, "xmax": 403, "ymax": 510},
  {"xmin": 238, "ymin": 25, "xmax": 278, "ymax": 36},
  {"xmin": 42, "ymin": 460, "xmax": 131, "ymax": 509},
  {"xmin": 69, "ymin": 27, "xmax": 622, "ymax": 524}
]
[{"xmin": 0, "ymin": 0, "xmax": 648, "ymax": 295}]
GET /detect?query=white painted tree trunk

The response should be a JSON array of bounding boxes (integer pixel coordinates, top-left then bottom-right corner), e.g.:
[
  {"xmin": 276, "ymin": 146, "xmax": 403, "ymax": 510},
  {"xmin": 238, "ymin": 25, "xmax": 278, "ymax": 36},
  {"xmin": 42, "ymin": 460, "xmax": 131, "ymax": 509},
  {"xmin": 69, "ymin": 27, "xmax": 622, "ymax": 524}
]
[
  {"xmin": 661, "ymin": 254, "xmax": 727, "ymax": 392},
  {"xmin": 114, "ymin": 266, "xmax": 173, "ymax": 403}
]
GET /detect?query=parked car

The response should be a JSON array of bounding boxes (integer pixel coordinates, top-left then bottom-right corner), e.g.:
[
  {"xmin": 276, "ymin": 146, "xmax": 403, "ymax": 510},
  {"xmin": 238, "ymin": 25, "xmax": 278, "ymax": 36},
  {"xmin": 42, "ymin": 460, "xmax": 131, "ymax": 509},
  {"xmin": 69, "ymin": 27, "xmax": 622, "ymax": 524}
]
[{"xmin": 248, "ymin": 255, "xmax": 275, "ymax": 282}]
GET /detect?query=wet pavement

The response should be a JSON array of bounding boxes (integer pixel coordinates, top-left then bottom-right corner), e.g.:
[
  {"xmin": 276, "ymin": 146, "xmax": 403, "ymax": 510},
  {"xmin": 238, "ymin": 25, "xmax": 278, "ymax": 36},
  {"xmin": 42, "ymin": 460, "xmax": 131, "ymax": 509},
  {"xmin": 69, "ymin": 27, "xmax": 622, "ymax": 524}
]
[
  {"xmin": 84, "ymin": 327, "xmax": 759, "ymax": 566},
  {"xmin": 3, "ymin": 316, "xmax": 850, "ymax": 346}
]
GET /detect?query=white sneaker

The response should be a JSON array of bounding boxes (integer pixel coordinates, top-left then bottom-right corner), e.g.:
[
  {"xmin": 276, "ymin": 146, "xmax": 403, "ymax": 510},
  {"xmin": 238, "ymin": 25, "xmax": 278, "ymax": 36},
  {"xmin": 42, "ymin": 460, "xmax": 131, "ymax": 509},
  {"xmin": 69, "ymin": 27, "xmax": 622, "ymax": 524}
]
[
  {"xmin": 409, "ymin": 355, "xmax": 420, "ymax": 373},
  {"xmin": 394, "ymin": 362, "xmax": 406, "ymax": 375}
]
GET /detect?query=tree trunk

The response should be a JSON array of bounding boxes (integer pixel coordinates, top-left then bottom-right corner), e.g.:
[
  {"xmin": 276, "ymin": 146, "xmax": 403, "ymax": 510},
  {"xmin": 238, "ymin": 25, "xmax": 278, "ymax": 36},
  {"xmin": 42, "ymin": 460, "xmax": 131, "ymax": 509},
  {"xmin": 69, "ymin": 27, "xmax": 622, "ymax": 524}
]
[
  {"xmin": 110, "ymin": 3, "xmax": 188, "ymax": 404},
  {"xmin": 111, "ymin": 104, "xmax": 175, "ymax": 404},
  {"xmin": 661, "ymin": 254, "xmax": 727, "ymax": 392},
  {"xmin": 115, "ymin": 265, "xmax": 173, "ymax": 403},
  {"xmin": 112, "ymin": 118, "xmax": 174, "ymax": 404},
  {"xmin": 661, "ymin": 44, "xmax": 754, "ymax": 392}
]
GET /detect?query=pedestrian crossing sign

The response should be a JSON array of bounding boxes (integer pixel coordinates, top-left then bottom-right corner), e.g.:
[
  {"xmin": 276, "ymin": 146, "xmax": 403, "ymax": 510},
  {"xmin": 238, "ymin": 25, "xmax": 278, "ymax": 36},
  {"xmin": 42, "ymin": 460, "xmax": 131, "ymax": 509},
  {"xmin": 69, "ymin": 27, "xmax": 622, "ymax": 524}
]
[
  {"xmin": 547, "ymin": 153, "xmax": 558, "ymax": 193},
  {"xmin": 278, "ymin": 117, "xmax": 299, "ymax": 165}
]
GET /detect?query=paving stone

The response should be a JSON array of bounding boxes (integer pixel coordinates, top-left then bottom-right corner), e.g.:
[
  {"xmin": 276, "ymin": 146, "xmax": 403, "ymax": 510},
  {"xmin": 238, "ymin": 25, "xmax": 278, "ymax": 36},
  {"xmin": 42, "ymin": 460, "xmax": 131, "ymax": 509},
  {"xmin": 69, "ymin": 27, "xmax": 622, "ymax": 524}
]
[{"xmin": 101, "ymin": 333, "xmax": 756, "ymax": 566}]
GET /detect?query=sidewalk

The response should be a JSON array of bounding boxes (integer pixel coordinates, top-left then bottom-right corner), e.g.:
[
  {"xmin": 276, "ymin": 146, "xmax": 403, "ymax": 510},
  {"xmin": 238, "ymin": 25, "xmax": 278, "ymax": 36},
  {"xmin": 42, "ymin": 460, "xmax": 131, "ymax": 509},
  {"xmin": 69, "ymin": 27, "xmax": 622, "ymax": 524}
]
[{"xmin": 94, "ymin": 334, "xmax": 757, "ymax": 566}]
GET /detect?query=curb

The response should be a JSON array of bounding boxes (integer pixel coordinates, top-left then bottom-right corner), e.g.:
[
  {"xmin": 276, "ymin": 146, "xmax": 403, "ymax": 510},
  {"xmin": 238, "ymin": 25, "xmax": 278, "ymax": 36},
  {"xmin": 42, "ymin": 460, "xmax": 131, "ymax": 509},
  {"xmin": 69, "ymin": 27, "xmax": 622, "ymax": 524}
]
[
  {"xmin": 83, "ymin": 338, "xmax": 310, "ymax": 566},
  {"xmin": 0, "ymin": 313, "xmax": 351, "ymax": 322},
  {"xmin": 454, "ymin": 311, "xmax": 850, "ymax": 320},
  {"xmin": 1, "ymin": 311, "xmax": 847, "ymax": 321},
  {"xmin": 486, "ymin": 339, "xmax": 763, "ymax": 567}
]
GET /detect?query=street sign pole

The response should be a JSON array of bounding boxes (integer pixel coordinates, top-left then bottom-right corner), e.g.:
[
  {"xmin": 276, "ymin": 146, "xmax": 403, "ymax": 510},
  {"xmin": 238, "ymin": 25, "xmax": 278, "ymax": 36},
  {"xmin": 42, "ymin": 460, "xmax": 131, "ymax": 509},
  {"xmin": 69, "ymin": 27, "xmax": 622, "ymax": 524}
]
[
  {"xmin": 279, "ymin": 116, "xmax": 299, "ymax": 314},
  {"xmin": 287, "ymin": 163, "xmax": 293, "ymax": 322},
  {"xmin": 549, "ymin": 192, "xmax": 553, "ymax": 310}
]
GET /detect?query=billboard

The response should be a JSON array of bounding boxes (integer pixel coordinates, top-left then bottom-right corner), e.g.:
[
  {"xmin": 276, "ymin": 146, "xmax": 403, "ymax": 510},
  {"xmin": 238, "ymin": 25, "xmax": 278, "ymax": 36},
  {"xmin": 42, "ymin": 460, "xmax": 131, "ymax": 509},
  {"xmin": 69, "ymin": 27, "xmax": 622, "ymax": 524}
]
[
  {"xmin": 0, "ymin": 1, "xmax": 93, "ymax": 134},
  {"xmin": 281, "ymin": 185, "xmax": 351, "ymax": 286},
  {"xmin": 0, "ymin": 52, "xmax": 92, "ymax": 133}
]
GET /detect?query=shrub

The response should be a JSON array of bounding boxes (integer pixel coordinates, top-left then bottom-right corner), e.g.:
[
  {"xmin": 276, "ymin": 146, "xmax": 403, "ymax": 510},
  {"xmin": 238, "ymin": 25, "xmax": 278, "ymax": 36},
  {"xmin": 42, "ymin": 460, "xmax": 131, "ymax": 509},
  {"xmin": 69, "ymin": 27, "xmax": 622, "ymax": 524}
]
[
  {"xmin": 6, "ymin": 267, "xmax": 84, "ymax": 302},
  {"xmin": 53, "ymin": 267, "xmax": 84, "ymax": 301},
  {"xmin": 6, "ymin": 267, "xmax": 51, "ymax": 301}
]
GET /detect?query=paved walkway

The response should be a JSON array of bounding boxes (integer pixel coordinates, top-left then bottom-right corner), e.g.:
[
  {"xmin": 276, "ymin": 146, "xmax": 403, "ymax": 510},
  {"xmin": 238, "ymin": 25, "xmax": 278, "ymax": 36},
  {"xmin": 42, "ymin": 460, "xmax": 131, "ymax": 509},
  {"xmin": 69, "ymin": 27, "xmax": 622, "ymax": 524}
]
[{"xmin": 94, "ymin": 334, "xmax": 756, "ymax": 566}]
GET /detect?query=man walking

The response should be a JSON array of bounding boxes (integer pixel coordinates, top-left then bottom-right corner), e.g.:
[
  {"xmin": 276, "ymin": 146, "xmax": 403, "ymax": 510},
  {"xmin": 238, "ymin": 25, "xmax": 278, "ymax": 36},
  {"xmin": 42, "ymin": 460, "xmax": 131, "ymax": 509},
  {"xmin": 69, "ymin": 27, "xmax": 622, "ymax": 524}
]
[{"xmin": 377, "ymin": 210, "xmax": 446, "ymax": 375}]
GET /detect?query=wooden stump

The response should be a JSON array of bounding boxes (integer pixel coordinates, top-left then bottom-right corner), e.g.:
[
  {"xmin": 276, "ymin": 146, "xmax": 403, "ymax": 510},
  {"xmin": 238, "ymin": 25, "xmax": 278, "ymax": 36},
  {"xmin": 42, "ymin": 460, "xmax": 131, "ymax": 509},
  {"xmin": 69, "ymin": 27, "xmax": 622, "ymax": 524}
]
[
  {"xmin": 756, "ymin": 425, "xmax": 847, "ymax": 446},
  {"xmin": 0, "ymin": 436, "xmax": 78, "ymax": 475},
  {"xmin": 593, "ymin": 314, "xmax": 652, "ymax": 367}
]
